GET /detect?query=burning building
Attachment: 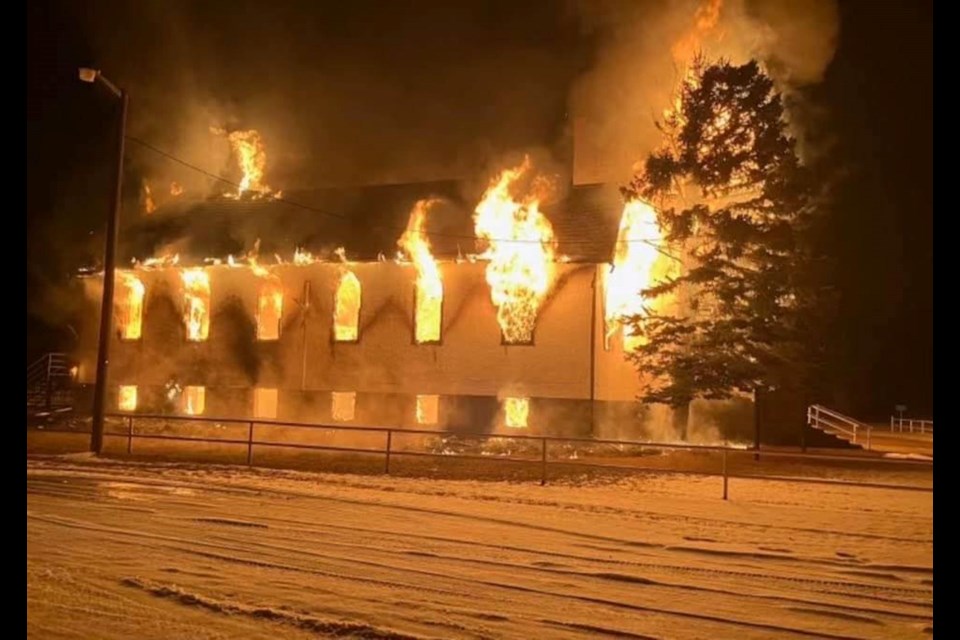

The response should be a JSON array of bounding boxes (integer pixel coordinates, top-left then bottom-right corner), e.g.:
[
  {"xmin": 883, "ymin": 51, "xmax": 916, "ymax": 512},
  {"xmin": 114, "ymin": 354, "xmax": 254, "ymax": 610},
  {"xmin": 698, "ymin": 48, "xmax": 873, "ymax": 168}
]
[{"xmin": 75, "ymin": 171, "xmax": 751, "ymax": 441}]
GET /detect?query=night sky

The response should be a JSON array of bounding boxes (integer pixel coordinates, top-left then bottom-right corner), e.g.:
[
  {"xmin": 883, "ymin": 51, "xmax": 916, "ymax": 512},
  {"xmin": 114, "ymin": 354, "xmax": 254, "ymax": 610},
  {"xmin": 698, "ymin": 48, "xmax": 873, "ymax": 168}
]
[{"xmin": 27, "ymin": 1, "xmax": 932, "ymax": 418}]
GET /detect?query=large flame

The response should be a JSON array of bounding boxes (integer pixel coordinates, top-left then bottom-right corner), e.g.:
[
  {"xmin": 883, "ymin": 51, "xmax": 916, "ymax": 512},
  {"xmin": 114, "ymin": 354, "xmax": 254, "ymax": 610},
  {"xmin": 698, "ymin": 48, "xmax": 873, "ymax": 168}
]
[
  {"xmin": 398, "ymin": 199, "xmax": 443, "ymax": 343},
  {"xmin": 604, "ymin": 200, "xmax": 674, "ymax": 352},
  {"xmin": 181, "ymin": 268, "xmax": 211, "ymax": 341},
  {"xmin": 118, "ymin": 385, "xmax": 137, "ymax": 412},
  {"xmin": 474, "ymin": 157, "xmax": 556, "ymax": 344},
  {"xmin": 212, "ymin": 128, "xmax": 276, "ymax": 199},
  {"xmin": 671, "ymin": 0, "xmax": 724, "ymax": 63},
  {"xmin": 116, "ymin": 272, "xmax": 145, "ymax": 340},
  {"xmin": 503, "ymin": 397, "xmax": 529, "ymax": 429},
  {"xmin": 257, "ymin": 280, "xmax": 283, "ymax": 340},
  {"xmin": 333, "ymin": 271, "xmax": 361, "ymax": 342}
]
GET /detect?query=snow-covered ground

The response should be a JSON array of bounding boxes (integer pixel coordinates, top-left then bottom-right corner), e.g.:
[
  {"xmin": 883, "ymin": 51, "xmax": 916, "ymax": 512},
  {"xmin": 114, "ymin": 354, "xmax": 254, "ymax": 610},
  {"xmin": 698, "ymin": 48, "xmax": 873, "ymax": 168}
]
[{"xmin": 27, "ymin": 455, "xmax": 932, "ymax": 639}]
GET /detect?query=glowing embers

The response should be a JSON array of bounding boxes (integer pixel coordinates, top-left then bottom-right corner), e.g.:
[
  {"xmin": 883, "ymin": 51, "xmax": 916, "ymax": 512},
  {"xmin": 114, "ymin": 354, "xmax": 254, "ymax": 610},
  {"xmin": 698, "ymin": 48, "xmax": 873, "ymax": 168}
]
[
  {"xmin": 182, "ymin": 385, "xmax": 206, "ymax": 416},
  {"xmin": 416, "ymin": 394, "xmax": 439, "ymax": 425},
  {"xmin": 331, "ymin": 392, "xmax": 356, "ymax": 422},
  {"xmin": 333, "ymin": 271, "xmax": 361, "ymax": 342},
  {"xmin": 398, "ymin": 199, "xmax": 443, "ymax": 343},
  {"xmin": 473, "ymin": 156, "xmax": 556, "ymax": 344},
  {"xmin": 117, "ymin": 385, "xmax": 137, "ymax": 412},
  {"xmin": 503, "ymin": 397, "xmax": 529, "ymax": 429},
  {"xmin": 253, "ymin": 388, "xmax": 278, "ymax": 420},
  {"xmin": 116, "ymin": 272, "xmax": 145, "ymax": 340},
  {"xmin": 256, "ymin": 281, "xmax": 283, "ymax": 341},
  {"xmin": 181, "ymin": 268, "xmax": 211, "ymax": 341}
]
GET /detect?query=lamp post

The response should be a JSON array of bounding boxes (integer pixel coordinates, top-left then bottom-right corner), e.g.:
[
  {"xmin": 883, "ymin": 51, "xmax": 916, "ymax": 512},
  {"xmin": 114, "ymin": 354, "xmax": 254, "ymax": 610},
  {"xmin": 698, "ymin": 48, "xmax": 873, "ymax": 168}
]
[{"xmin": 79, "ymin": 68, "xmax": 127, "ymax": 454}]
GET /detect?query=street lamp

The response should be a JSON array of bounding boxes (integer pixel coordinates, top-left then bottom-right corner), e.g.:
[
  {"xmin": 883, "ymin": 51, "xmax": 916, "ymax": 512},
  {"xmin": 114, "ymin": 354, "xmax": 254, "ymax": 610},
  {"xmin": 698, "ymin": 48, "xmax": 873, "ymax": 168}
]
[{"xmin": 79, "ymin": 68, "xmax": 128, "ymax": 454}]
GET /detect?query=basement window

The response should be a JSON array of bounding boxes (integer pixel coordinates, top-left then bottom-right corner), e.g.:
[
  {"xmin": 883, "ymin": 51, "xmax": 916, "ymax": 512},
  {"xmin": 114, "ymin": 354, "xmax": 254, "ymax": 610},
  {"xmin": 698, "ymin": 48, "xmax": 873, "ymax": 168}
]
[
  {"xmin": 257, "ymin": 283, "xmax": 283, "ymax": 341},
  {"xmin": 182, "ymin": 385, "xmax": 206, "ymax": 416},
  {"xmin": 503, "ymin": 397, "xmax": 529, "ymax": 429},
  {"xmin": 331, "ymin": 392, "xmax": 356, "ymax": 422},
  {"xmin": 253, "ymin": 388, "xmax": 278, "ymax": 420},
  {"xmin": 118, "ymin": 385, "xmax": 137, "ymax": 412},
  {"xmin": 415, "ymin": 394, "xmax": 439, "ymax": 425},
  {"xmin": 333, "ymin": 271, "xmax": 361, "ymax": 342},
  {"xmin": 116, "ymin": 272, "xmax": 145, "ymax": 340}
]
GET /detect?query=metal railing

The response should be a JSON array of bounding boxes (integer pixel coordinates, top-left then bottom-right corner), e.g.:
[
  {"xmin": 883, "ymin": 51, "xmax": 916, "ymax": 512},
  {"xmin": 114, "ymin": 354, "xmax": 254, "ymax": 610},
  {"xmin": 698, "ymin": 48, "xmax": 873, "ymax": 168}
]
[
  {"xmin": 891, "ymin": 416, "xmax": 934, "ymax": 434},
  {"xmin": 23, "ymin": 412, "xmax": 928, "ymax": 500},
  {"xmin": 27, "ymin": 353, "xmax": 74, "ymax": 410},
  {"xmin": 807, "ymin": 404, "xmax": 873, "ymax": 450}
]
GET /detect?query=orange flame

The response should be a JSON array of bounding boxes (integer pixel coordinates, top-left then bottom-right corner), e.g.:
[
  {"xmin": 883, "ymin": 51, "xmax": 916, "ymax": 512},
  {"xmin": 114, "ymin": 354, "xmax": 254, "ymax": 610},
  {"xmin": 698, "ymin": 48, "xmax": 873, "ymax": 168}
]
[
  {"xmin": 257, "ymin": 279, "xmax": 283, "ymax": 340},
  {"xmin": 474, "ymin": 157, "xmax": 556, "ymax": 344},
  {"xmin": 170, "ymin": 182, "xmax": 184, "ymax": 196},
  {"xmin": 142, "ymin": 181, "xmax": 156, "ymax": 214},
  {"xmin": 604, "ymin": 200, "xmax": 675, "ymax": 352},
  {"xmin": 181, "ymin": 268, "xmax": 210, "ymax": 341},
  {"xmin": 333, "ymin": 270, "xmax": 361, "ymax": 341},
  {"xmin": 398, "ymin": 199, "xmax": 443, "ymax": 343},
  {"xmin": 116, "ymin": 271, "xmax": 145, "ymax": 340},
  {"xmin": 212, "ymin": 127, "xmax": 276, "ymax": 199},
  {"xmin": 672, "ymin": 0, "xmax": 724, "ymax": 63}
]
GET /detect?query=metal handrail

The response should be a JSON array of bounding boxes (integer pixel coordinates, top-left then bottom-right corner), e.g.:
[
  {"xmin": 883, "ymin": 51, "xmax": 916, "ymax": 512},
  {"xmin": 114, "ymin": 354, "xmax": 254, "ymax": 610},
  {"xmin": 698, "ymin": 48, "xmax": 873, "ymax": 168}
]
[
  {"xmin": 807, "ymin": 404, "xmax": 873, "ymax": 449},
  {"xmin": 890, "ymin": 416, "xmax": 934, "ymax": 434}
]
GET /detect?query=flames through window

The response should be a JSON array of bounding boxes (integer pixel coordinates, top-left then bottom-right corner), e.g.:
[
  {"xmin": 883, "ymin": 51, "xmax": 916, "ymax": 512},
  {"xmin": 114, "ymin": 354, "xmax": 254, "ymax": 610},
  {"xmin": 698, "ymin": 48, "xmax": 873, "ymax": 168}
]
[
  {"xmin": 257, "ymin": 280, "xmax": 283, "ymax": 341},
  {"xmin": 181, "ymin": 269, "xmax": 211, "ymax": 342},
  {"xmin": 399, "ymin": 199, "xmax": 443, "ymax": 344},
  {"xmin": 334, "ymin": 271, "xmax": 361, "ymax": 342},
  {"xmin": 116, "ymin": 272, "xmax": 145, "ymax": 340}
]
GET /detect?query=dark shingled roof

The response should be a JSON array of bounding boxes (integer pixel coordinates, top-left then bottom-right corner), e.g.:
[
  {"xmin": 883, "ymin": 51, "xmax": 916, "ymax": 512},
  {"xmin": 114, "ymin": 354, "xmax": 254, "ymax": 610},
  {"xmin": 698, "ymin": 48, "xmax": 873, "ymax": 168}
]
[{"xmin": 122, "ymin": 180, "xmax": 625, "ymax": 264}]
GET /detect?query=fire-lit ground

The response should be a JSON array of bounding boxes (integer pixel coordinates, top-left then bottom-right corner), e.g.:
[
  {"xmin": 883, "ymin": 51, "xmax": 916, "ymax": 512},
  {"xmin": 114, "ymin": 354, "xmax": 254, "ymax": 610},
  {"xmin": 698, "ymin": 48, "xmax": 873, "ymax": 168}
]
[{"xmin": 28, "ymin": 456, "xmax": 931, "ymax": 639}]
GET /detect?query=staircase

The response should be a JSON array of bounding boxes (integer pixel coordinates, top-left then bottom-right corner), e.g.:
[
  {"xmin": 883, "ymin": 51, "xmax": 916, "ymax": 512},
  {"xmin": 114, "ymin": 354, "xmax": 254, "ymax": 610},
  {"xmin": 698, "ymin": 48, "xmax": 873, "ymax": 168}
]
[
  {"xmin": 806, "ymin": 404, "xmax": 871, "ymax": 451},
  {"xmin": 27, "ymin": 353, "xmax": 75, "ymax": 413}
]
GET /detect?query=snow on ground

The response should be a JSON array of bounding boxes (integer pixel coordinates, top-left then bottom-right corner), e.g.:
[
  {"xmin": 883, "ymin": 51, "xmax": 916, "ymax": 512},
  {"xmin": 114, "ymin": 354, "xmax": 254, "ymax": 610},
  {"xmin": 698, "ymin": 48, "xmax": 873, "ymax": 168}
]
[{"xmin": 27, "ymin": 455, "xmax": 932, "ymax": 639}]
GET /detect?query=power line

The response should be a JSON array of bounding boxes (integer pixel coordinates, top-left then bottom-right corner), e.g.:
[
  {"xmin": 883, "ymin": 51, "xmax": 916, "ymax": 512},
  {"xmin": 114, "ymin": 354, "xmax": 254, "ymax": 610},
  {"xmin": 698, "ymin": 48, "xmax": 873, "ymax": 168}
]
[{"xmin": 126, "ymin": 135, "xmax": 679, "ymax": 261}]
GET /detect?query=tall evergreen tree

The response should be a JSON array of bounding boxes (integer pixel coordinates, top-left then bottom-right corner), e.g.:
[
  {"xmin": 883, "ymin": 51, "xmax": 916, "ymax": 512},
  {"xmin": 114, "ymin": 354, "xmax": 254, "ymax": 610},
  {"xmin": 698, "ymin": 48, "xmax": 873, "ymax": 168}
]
[{"xmin": 622, "ymin": 57, "xmax": 833, "ymax": 417}]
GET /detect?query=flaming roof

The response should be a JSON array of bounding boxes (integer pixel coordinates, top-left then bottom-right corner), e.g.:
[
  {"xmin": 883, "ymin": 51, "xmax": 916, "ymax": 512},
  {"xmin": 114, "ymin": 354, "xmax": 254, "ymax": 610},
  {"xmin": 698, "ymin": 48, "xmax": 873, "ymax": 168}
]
[{"xmin": 122, "ymin": 180, "xmax": 623, "ymax": 265}]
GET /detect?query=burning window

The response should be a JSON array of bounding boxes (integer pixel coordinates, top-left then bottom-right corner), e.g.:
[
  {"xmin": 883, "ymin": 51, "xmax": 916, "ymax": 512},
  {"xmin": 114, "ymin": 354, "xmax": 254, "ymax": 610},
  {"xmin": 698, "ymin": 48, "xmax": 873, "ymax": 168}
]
[
  {"xmin": 503, "ymin": 397, "xmax": 529, "ymax": 429},
  {"xmin": 331, "ymin": 392, "xmax": 356, "ymax": 422},
  {"xmin": 116, "ymin": 272, "xmax": 145, "ymax": 340},
  {"xmin": 118, "ymin": 385, "xmax": 137, "ymax": 412},
  {"xmin": 182, "ymin": 385, "xmax": 206, "ymax": 416},
  {"xmin": 181, "ymin": 269, "xmax": 211, "ymax": 341},
  {"xmin": 398, "ymin": 199, "xmax": 443, "ymax": 344},
  {"xmin": 253, "ymin": 387, "xmax": 278, "ymax": 419},
  {"xmin": 473, "ymin": 157, "xmax": 557, "ymax": 345},
  {"xmin": 603, "ymin": 200, "xmax": 675, "ymax": 352},
  {"xmin": 416, "ymin": 394, "xmax": 439, "ymax": 425},
  {"xmin": 333, "ymin": 271, "xmax": 361, "ymax": 342},
  {"xmin": 257, "ymin": 282, "xmax": 283, "ymax": 341}
]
